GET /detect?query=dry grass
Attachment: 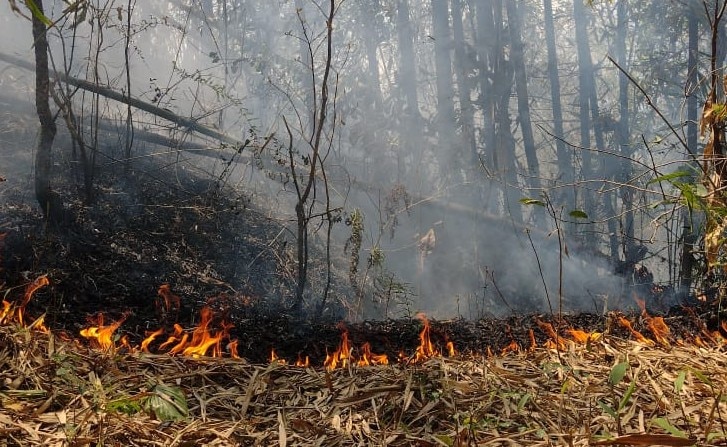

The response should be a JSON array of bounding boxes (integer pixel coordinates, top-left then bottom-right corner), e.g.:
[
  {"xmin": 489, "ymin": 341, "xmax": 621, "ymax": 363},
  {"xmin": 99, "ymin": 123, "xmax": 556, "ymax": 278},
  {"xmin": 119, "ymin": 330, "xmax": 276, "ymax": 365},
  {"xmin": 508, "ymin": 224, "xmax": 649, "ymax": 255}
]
[{"xmin": 2, "ymin": 324, "xmax": 727, "ymax": 446}]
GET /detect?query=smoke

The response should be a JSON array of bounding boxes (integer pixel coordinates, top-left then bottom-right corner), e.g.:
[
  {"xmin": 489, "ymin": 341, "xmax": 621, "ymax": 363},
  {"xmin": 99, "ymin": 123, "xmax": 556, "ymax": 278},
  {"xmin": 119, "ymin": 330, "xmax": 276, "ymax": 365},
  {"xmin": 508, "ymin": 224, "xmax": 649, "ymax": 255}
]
[{"xmin": 0, "ymin": 1, "xmax": 694, "ymax": 319}]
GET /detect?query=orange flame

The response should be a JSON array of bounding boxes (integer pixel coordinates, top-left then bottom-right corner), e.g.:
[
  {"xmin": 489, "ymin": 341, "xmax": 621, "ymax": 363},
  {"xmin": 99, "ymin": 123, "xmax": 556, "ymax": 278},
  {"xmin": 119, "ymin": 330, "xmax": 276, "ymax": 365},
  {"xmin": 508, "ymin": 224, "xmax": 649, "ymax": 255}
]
[
  {"xmin": 411, "ymin": 313, "xmax": 440, "ymax": 363},
  {"xmin": 295, "ymin": 353, "xmax": 310, "ymax": 367},
  {"xmin": 645, "ymin": 316, "xmax": 671, "ymax": 346},
  {"xmin": 446, "ymin": 340, "xmax": 456, "ymax": 357},
  {"xmin": 566, "ymin": 329, "xmax": 601, "ymax": 344},
  {"xmin": 140, "ymin": 328, "xmax": 164, "ymax": 352},
  {"xmin": 0, "ymin": 275, "xmax": 50, "ymax": 331},
  {"xmin": 501, "ymin": 339, "xmax": 520, "ymax": 355},
  {"xmin": 617, "ymin": 315, "xmax": 654, "ymax": 346},
  {"xmin": 324, "ymin": 328, "xmax": 352, "ymax": 371},
  {"xmin": 270, "ymin": 348, "xmax": 286, "ymax": 364},
  {"xmin": 80, "ymin": 313, "xmax": 128, "ymax": 351},
  {"xmin": 357, "ymin": 342, "xmax": 389, "ymax": 367},
  {"xmin": 536, "ymin": 319, "xmax": 567, "ymax": 350},
  {"xmin": 181, "ymin": 307, "xmax": 224, "ymax": 357},
  {"xmin": 156, "ymin": 283, "xmax": 181, "ymax": 316}
]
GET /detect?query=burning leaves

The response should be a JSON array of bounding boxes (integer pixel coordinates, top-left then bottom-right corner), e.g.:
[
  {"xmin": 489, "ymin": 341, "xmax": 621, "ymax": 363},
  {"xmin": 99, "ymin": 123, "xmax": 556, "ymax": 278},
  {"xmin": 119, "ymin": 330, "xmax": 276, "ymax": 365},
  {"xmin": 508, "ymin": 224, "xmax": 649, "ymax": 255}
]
[{"xmin": 0, "ymin": 275, "xmax": 49, "ymax": 332}]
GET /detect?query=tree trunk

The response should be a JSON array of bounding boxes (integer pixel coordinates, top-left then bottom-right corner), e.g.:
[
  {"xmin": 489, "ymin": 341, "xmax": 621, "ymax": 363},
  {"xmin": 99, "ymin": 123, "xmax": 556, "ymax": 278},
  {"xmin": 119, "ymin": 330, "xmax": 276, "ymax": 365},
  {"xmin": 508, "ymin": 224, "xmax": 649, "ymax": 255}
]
[
  {"xmin": 679, "ymin": 2, "xmax": 700, "ymax": 293},
  {"xmin": 543, "ymin": 0, "xmax": 572, "ymax": 209},
  {"xmin": 32, "ymin": 0, "xmax": 61, "ymax": 225},
  {"xmin": 397, "ymin": 0, "xmax": 425, "ymax": 182},
  {"xmin": 506, "ymin": 0, "xmax": 543, "ymax": 225},
  {"xmin": 451, "ymin": 0, "xmax": 476, "ymax": 179},
  {"xmin": 431, "ymin": 0, "xmax": 457, "ymax": 179},
  {"xmin": 573, "ymin": 0, "xmax": 595, "ymax": 246}
]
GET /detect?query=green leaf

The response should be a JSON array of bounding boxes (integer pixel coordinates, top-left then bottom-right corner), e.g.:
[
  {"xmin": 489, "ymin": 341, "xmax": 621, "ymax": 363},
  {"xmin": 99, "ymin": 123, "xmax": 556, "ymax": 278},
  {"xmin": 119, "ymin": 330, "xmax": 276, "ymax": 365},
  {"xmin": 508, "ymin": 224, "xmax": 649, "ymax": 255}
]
[
  {"xmin": 568, "ymin": 209, "xmax": 588, "ymax": 219},
  {"xmin": 608, "ymin": 362, "xmax": 628, "ymax": 387},
  {"xmin": 24, "ymin": 0, "xmax": 53, "ymax": 26},
  {"xmin": 517, "ymin": 393, "xmax": 531, "ymax": 413},
  {"xmin": 520, "ymin": 198, "xmax": 545, "ymax": 207},
  {"xmin": 597, "ymin": 400, "xmax": 617, "ymax": 419},
  {"xmin": 142, "ymin": 384, "xmax": 188, "ymax": 421},
  {"xmin": 689, "ymin": 368, "xmax": 713, "ymax": 387},
  {"xmin": 618, "ymin": 380, "xmax": 636, "ymax": 411},
  {"xmin": 652, "ymin": 417, "xmax": 687, "ymax": 438},
  {"xmin": 106, "ymin": 398, "xmax": 142, "ymax": 415},
  {"xmin": 674, "ymin": 370, "xmax": 686, "ymax": 393},
  {"xmin": 648, "ymin": 169, "xmax": 692, "ymax": 185}
]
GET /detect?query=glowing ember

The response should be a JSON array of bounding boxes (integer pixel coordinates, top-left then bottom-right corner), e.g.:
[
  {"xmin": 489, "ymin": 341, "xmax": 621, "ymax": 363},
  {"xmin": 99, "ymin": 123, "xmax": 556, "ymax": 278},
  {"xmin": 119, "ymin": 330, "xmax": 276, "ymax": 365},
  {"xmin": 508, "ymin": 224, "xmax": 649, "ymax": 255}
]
[{"xmin": 80, "ymin": 313, "xmax": 128, "ymax": 351}]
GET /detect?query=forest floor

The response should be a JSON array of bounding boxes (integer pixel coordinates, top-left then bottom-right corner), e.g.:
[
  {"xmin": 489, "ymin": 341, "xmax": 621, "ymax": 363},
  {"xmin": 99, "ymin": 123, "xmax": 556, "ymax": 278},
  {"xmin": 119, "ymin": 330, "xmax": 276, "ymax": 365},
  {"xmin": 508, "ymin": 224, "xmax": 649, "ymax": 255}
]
[{"xmin": 2, "ymin": 96, "xmax": 727, "ymax": 445}]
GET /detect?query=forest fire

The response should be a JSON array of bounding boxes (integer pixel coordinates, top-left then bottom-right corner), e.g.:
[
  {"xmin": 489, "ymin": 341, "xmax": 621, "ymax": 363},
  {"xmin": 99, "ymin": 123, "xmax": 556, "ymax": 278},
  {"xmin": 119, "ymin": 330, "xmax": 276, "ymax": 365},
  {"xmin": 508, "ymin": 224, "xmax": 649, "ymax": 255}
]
[{"xmin": 5, "ymin": 277, "xmax": 727, "ymax": 369}]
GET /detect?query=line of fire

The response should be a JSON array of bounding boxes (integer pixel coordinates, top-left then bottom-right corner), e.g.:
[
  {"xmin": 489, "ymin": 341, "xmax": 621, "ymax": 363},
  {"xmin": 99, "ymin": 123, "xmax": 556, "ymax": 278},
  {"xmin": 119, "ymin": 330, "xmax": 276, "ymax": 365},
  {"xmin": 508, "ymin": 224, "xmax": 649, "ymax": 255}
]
[{"xmin": 3, "ymin": 275, "xmax": 727, "ymax": 369}]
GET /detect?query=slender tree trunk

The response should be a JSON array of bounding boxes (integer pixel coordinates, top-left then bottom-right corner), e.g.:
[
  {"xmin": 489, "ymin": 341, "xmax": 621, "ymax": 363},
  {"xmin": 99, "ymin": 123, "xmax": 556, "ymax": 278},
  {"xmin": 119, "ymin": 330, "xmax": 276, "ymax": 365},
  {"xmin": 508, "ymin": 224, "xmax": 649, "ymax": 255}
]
[
  {"xmin": 32, "ymin": 0, "xmax": 61, "ymax": 224},
  {"xmin": 431, "ymin": 0, "xmax": 457, "ymax": 179},
  {"xmin": 680, "ymin": 3, "xmax": 699, "ymax": 292},
  {"xmin": 616, "ymin": 0, "xmax": 634, "ymax": 265},
  {"xmin": 543, "ymin": 0, "xmax": 572, "ymax": 209},
  {"xmin": 397, "ymin": 0, "xmax": 425, "ymax": 181},
  {"xmin": 451, "ymin": 0, "xmax": 476, "ymax": 180},
  {"xmin": 573, "ymin": 0, "xmax": 595, "ymax": 246},
  {"xmin": 506, "ymin": 0, "xmax": 543, "ymax": 225}
]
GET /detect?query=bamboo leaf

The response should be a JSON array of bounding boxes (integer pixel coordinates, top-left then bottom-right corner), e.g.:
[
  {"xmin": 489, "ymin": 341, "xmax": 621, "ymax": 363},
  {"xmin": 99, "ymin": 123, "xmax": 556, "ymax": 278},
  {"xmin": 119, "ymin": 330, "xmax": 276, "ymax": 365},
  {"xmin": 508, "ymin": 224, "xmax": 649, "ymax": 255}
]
[
  {"xmin": 520, "ymin": 198, "xmax": 545, "ymax": 207},
  {"xmin": 24, "ymin": 0, "xmax": 53, "ymax": 26},
  {"xmin": 608, "ymin": 362, "xmax": 628, "ymax": 387},
  {"xmin": 652, "ymin": 417, "xmax": 688, "ymax": 439},
  {"xmin": 569, "ymin": 209, "xmax": 588, "ymax": 219},
  {"xmin": 142, "ymin": 384, "xmax": 188, "ymax": 421},
  {"xmin": 674, "ymin": 370, "xmax": 686, "ymax": 393}
]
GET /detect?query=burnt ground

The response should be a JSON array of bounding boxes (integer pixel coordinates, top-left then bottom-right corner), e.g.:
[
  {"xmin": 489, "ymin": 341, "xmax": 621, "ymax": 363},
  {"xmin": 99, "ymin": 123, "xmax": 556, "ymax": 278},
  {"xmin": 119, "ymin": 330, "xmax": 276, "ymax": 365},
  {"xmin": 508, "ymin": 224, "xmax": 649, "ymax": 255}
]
[{"xmin": 2, "ymin": 96, "xmax": 727, "ymax": 367}]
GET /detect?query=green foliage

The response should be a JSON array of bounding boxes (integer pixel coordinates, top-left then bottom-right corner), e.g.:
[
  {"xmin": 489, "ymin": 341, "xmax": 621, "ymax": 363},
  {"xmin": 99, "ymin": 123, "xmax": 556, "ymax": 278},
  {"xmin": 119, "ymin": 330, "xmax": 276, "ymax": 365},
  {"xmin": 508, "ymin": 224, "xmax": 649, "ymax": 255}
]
[
  {"xmin": 141, "ymin": 383, "xmax": 188, "ymax": 421},
  {"xmin": 608, "ymin": 362, "xmax": 628, "ymax": 386},
  {"xmin": 106, "ymin": 398, "xmax": 142, "ymax": 416}
]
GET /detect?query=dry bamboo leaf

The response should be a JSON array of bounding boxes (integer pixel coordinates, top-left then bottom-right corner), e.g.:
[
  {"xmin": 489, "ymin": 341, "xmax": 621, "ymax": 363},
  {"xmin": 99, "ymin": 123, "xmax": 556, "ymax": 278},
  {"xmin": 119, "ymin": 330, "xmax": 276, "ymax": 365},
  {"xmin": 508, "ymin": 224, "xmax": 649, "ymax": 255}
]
[
  {"xmin": 592, "ymin": 433, "xmax": 696, "ymax": 446},
  {"xmin": 277, "ymin": 410, "xmax": 287, "ymax": 447}
]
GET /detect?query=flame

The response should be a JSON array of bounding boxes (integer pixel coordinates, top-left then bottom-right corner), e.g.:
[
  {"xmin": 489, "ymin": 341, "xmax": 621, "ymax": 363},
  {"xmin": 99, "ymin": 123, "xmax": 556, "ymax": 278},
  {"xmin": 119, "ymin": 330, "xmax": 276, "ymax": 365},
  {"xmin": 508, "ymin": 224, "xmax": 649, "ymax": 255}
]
[
  {"xmin": 181, "ymin": 307, "xmax": 224, "ymax": 357},
  {"xmin": 617, "ymin": 315, "xmax": 654, "ymax": 346},
  {"xmin": 446, "ymin": 340, "xmax": 456, "ymax": 357},
  {"xmin": 528, "ymin": 329, "xmax": 537, "ymax": 352},
  {"xmin": 270, "ymin": 348, "xmax": 286, "ymax": 364},
  {"xmin": 228, "ymin": 340, "xmax": 240, "ymax": 358},
  {"xmin": 157, "ymin": 283, "xmax": 181, "ymax": 315},
  {"xmin": 536, "ymin": 319, "xmax": 567, "ymax": 350},
  {"xmin": 0, "ymin": 275, "xmax": 50, "ymax": 332},
  {"xmin": 411, "ymin": 313, "xmax": 440, "ymax": 363},
  {"xmin": 324, "ymin": 328, "xmax": 352, "ymax": 371},
  {"xmin": 501, "ymin": 339, "xmax": 520, "ymax": 355},
  {"xmin": 295, "ymin": 353, "xmax": 310, "ymax": 367},
  {"xmin": 140, "ymin": 328, "xmax": 164, "ymax": 352},
  {"xmin": 566, "ymin": 329, "xmax": 601, "ymax": 344},
  {"xmin": 645, "ymin": 315, "xmax": 671, "ymax": 346},
  {"xmin": 159, "ymin": 324, "xmax": 184, "ymax": 351},
  {"xmin": 357, "ymin": 342, "xmax": 389, "ymax": 367},
  {"xmin": 80, "ymin": 313, "xmax": 128, "ymax": 351}
]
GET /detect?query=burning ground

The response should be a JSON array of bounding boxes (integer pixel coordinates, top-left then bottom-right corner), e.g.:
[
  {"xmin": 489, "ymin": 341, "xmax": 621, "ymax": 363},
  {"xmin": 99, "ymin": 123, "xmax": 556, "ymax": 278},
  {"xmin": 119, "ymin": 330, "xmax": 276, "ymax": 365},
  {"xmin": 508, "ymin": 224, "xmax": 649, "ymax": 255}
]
[
  {"xmin": 3, "ymin": 273, "xmax": 727, "ymax": 445},
  {"xmin": 2, "ymin": 117, "xmax": 727, "ymax": 445}
]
